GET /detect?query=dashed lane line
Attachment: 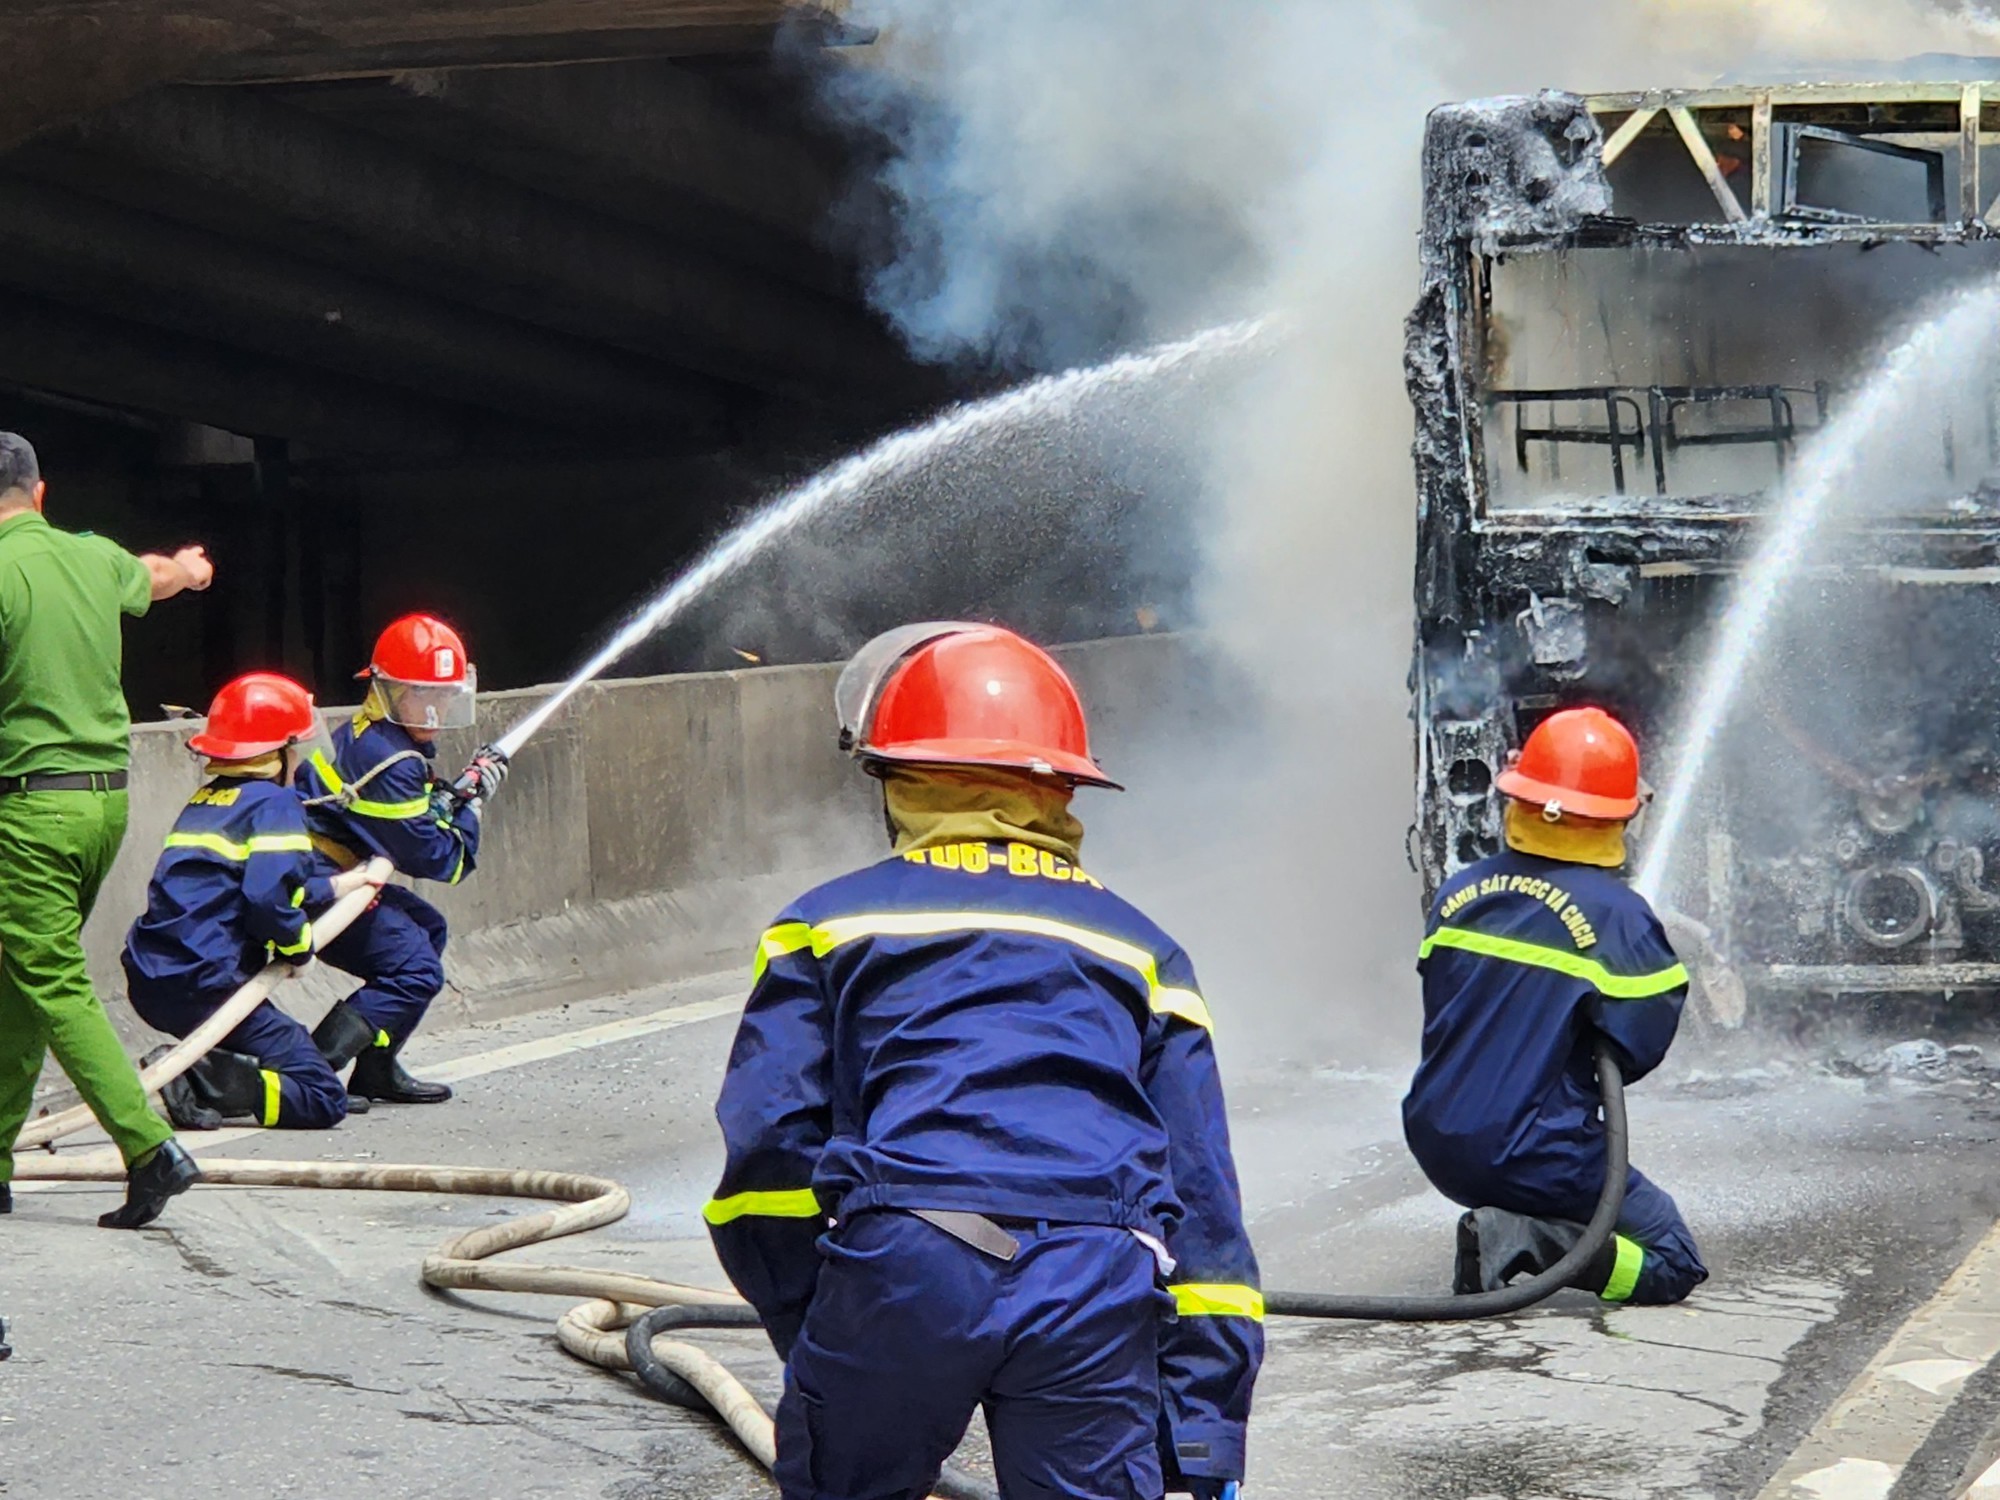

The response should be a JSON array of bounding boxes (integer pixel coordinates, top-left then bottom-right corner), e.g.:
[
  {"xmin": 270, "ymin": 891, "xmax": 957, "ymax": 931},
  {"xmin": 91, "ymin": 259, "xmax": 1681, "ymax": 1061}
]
[{"xmin": 1756, "ymin": 1217, "xmax": 2000, "ymax": 1499}]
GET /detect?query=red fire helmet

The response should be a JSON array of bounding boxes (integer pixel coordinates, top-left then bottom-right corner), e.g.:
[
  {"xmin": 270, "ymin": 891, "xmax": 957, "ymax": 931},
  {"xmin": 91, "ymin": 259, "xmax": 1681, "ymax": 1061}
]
[
  {"xmin": 836, "ymin": 622, "xmax": 1119, "ymax": 789},
  {"xmin": 1495, "ymin": 706, "xmax": 1643, "ymax": 821},
  {"xmin": 360, "ymin": 613, "xmax": 477, "ymax": 731},
  {"xmin": 187, "ymin": 672, "xmax": 320, "ymax": 760},
  {"xmin": 362, "ymin": 613, "xmax": 469, "ymax": 685}
]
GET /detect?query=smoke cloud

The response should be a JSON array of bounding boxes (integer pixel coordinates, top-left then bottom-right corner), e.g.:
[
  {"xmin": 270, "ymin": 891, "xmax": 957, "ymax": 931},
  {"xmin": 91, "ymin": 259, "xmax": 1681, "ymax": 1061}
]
[{"xmin": 797, "ymin": 0, "xmax": 2000, "ymax": 1061}]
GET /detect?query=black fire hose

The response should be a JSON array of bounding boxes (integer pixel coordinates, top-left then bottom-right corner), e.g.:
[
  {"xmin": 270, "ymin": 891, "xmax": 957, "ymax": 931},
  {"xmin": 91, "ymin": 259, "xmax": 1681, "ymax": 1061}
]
[
  {"xmin": 625, "ymin": 1304, "xmax": 1003, "ymax": 1500},
  {"xmin": 1262, "ymin": 1042, "xmax": 1627, "ymax": 1321},
  {"xmin": 623, "ymin": 1046, "xmax": 1625, "ymax": 1491}
]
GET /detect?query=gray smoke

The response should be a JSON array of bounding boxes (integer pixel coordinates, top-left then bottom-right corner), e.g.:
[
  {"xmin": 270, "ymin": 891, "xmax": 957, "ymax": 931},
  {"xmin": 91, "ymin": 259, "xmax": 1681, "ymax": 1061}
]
[{"xmin": 802, "ymin": 0, "xmax": 2000, "ymax": 1062}]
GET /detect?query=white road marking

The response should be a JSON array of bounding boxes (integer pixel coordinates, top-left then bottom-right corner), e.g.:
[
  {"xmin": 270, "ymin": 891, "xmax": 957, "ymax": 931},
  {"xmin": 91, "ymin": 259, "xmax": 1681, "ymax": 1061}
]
[
  {"xmin": 1757, "ymin": 1218, "xmax": 2000, "ymax": 1497},
  {"xmin": 1882, "ymin": 1358, "xmax": 1982, "ymax": 1397},
  {"xmin": 419, "ymin": 995, "xmax": 740, "ymax": 1083},
  {"xmin": 15, "ymin": 991, "xmax": 741, "ymax": 1189},
  {"xmin": 1789, "ymin": 1458, "xmax": 1898, "ymax": 1499}
]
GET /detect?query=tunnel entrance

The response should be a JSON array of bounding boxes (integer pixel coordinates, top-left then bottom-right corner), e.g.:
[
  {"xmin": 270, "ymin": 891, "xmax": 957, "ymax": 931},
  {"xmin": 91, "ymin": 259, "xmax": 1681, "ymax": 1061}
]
[{"xmin": 0, "ymin": 3, "xmax": 964, "ymax": 714}]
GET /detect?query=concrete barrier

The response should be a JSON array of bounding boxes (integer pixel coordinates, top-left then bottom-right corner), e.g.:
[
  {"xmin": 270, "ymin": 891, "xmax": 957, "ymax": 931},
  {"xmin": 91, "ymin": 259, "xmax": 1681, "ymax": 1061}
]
[{"xmin": 68, "ymin": 632, "xmax": 1197, "ymax": 1069}]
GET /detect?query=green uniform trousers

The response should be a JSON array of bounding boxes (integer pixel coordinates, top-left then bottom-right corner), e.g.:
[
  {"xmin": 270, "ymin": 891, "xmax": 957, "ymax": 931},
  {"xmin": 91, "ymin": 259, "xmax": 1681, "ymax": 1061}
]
[{"xmin": 0, "ymin": 789, "xmax": 173, "ymax": 1180}]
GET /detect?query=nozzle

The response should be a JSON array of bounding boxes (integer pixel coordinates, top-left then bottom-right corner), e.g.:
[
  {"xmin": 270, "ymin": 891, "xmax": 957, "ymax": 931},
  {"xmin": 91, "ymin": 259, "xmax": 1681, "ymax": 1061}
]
[{"xmin": 450, "ymin": 744, "xmax": 509, "ymax": 803}]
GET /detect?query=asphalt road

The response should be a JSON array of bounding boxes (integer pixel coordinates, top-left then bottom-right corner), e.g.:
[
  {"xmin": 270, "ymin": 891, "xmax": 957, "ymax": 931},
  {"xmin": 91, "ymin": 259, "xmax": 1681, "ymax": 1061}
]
[{"xmin": 8, "ymin": 972, "xmax": 2000, "ymax": 1499}]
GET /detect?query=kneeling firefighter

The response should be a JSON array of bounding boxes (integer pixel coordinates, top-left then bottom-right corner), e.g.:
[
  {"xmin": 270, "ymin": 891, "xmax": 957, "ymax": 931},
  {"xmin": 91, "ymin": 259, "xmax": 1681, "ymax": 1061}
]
[
  {"xmin": 295, "ymin": 615, "xmax": 507, "ymax": 1104},
  {"xmin": 707, "ymin": 623, "xmax": 1262, "ymax": 1500},
  {"xmin": 123, "ymin": 674, "xmax": 387, "ymax": 1129},
  {"xmin": 1403, "ymin": 707, "xmax": 1707, "ymax": 1306}
]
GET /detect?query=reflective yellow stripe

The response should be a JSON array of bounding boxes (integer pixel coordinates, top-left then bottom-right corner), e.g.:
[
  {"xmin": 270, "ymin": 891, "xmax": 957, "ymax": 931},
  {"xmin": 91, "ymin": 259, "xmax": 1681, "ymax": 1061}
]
[
  {"xmin": 310, "ymin": 748, "xmax": 427, "ymax": 819},
  {"xmin": 446, "ymin": 845, "xmax": 467, "ymax": 885},
  {"xmin": 702, "ymin": 1188, "xmax": 823, "ymax": 1226},
  {"xmin": 374, "ymin": 1029, "xmax": 392, "ymax": 1049},
  {"xmin": 274, "ymin": 922, "xmax": 313, "ymax": 957},
  {"xmin": 163, "ymin": 831, "xmax": 314, "ymax": 861},
  {"xmin": 290, "ymin": 888, "xmax": 306, "ymax": 908},
  {"xmin": 309, "ymin": 749, "xmax": 344, "ymax": 792},
  {"xmin": 260, "ymin": 1070, "xmax": 282, "ymax": 1128},
  {"xmin": 1418, "ymin": 926, "xmax": 1689, "ymax": 1000},
  {"xmin": 1170, "ymin": 1283, "xmax": 1265, "ymax": 1320},
  {"xmin": 1152, "ymin": 986, "xmax": 1215, "ymax": 1031},
  {"xmin": 752, "ymin": 922, "xmax": 815, "ymax": 982},
  {"xmin": 350, "ymin": 792, "xmax": 429, "ymax": 820},
  {"xmin": 1602, "ymin": 1234, "xmax": 1645, "ymax": 1303},
  {"xmin": 796, "ymin": 912, "xmax": 1213, "ymax": 1031}
]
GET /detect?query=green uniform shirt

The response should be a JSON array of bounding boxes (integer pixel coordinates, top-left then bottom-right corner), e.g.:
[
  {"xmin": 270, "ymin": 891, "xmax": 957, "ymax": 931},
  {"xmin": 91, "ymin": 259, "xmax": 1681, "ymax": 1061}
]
[{"xmin": 0, "ymin": 509, "xmax": 151, "ymax": 778}]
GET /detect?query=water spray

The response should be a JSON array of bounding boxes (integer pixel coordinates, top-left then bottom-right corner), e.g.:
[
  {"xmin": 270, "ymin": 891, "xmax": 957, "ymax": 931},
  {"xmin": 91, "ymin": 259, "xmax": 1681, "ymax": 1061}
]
[
  {"xmin": 1635, "ymin": 279, "xmax": 2000, "ymax": 905},
  {"xmin": 483, "ymin": 318, "xmax": 1268, "ymax": 769}
]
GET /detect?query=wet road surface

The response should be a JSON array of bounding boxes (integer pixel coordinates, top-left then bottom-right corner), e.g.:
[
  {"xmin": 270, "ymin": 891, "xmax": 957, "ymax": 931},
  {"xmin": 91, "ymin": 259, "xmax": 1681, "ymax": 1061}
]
[{"xmin": 7, "ymin": 974, "xmax": 2000, "ymax": 1499}]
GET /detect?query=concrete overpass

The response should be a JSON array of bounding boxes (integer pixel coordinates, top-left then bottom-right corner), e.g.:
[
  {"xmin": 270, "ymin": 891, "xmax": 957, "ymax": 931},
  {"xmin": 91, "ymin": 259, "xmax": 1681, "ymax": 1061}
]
[{"xmin": 0, "ymin": 0, "xmax": 958, "ymax": 709}]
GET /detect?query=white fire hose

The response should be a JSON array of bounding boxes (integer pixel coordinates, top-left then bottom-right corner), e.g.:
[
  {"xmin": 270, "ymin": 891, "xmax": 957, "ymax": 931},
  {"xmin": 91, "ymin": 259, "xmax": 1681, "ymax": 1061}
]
[{"xmin": 10, "ymin": 866, "xmax": 970, "ymax": 1493}]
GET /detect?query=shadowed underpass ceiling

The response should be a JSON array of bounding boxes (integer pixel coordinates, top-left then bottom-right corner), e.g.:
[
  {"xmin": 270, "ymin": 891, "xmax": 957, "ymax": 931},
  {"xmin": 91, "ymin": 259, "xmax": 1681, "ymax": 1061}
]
[{"xmin": 0, "ymin": 0, "xmax": 939, "ymax": 467}]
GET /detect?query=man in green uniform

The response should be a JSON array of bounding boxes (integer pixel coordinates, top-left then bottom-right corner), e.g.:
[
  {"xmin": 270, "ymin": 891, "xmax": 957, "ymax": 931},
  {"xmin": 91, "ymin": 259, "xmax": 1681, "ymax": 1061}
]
[{"xmin": 0, "ymin": 432, "xmax": 216, "ymax": 1229}]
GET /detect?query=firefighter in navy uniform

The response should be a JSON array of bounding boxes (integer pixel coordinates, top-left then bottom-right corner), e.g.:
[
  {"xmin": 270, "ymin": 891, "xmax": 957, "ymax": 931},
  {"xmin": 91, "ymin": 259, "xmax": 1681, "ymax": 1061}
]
[
  {"xmin": 296, "ymin": 614, "xmax": 507, "ymax": 1105},
  {"xmin": 1404, "ymin": 707, "xmax": 1708, "ymax": 1307},
  {"xmin": 123, "ymin": 674, "xmax": 387, "ymax": 1130},
  {"xmin": 707, "ymin": 623, "xmax": 1260, "ymax": 1500}
]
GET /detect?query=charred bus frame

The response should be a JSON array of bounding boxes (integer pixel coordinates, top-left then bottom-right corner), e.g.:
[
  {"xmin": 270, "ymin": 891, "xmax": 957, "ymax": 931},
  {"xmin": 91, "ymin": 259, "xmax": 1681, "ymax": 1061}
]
[{"xmin": 1411, "ymin": 80, "xmax": 2000, "ymax": 1005}]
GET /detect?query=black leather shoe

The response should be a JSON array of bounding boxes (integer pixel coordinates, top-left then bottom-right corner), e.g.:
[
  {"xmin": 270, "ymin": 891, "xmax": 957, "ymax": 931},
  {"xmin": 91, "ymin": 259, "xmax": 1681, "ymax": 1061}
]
[
  {"xmin": 348, "ymin": 1044, "xmax": 452, "ymax": 1104},
  {"xmin": 98, "ymin": 1140, "xmax": 202, "ymax": 1229}
]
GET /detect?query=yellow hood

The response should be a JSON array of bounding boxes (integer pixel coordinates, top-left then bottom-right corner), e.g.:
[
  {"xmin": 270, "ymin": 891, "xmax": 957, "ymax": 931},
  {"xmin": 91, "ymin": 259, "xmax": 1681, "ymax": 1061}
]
[
  {"xmin": 881, "ymin": 766, "xmax": 1084, "ymax": 863},
  {"xmin": 1503, "ymin": 798, "xmax": 1627, "ymax": 869}
]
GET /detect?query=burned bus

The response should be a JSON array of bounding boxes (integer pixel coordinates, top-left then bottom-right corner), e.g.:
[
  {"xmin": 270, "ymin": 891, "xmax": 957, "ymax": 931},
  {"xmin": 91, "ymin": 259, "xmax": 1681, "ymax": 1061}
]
[{"xmin": 1409, "ymin": 80, "xmax": 2000, "ymax": 1018}]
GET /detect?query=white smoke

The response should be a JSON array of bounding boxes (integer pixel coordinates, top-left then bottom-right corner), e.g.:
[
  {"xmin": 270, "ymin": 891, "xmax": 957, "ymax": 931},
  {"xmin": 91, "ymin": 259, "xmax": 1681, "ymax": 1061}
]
[{"xmin": 813, "ymin": 0, "xmax": 2000, "ymax": 1060}]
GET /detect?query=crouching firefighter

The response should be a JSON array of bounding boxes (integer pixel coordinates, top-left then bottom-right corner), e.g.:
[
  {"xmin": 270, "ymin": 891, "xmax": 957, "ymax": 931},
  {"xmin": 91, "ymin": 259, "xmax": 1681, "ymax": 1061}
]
[
  {"xmin": 295, "ymin": 614, "xmax": 507, "ymax": 1104},
  {"xmin": 1403, "ymin": 707, "xmax": 1708, "ymax": 1307},
  {"xmin": 123, "ymin": 674, "xmax": 387, "ymax": 1129},
  {"xmin": 706, "ymin": 623, "xmax": 1261, "ymax": 1500}
]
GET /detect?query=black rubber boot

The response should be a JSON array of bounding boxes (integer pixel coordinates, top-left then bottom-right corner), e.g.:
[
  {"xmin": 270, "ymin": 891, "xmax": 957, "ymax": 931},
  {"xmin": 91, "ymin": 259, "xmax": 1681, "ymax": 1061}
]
[
  {"xmin": 142, "ymin": 1044, "xmax": 222, "ymax": 1132},
  {"xmin": 311, "ymin": 1000, "xmax": 377, "ymax": 1072},
  {"xmin": 348, "ymin": 1039, "xmax": 452, "ymax": 1104},
  {"xmin": 1, "ymin": 1182, "xmax": 12, "ymax": 1215},
  {"xmin": 185, "ymin": 1050, "xmax": 267, "ymax": 1122},
  {"xmin": 1460, "ymin": 1207, "xmax": 1591, "ymax": 1293},
  {"xmin": 1452, "ymin": 1211, "xmax": 1481, "ymax": 1295},
  {"xmin": 98, "ymin": 1139, "xmax": 202, "ymax": 1230}
]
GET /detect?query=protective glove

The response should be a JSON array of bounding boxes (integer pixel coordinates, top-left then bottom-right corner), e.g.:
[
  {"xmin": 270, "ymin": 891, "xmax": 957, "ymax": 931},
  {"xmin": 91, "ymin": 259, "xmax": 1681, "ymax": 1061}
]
[{"xmin": 455, "ymin": 745, "xmax": 509, "ymax": 803}]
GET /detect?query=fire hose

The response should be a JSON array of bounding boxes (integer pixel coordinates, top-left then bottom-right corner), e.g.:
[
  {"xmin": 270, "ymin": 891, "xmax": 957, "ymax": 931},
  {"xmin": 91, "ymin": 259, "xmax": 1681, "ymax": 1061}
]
[
  {"xmin": 1262, "ymin": 1042, "xmax": 1627, "ymax": 1320},
  {"xmin": 8, "ymin": 862, "xmax": 996, "ymax": 1500},
  {"xmin": 10, "ymin": 857, "xmax": 1628, "ymax": 1488}
]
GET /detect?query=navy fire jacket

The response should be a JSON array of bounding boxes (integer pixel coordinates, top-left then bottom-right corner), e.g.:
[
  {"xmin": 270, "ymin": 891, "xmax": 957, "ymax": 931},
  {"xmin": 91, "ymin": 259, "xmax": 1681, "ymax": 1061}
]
[
  {"xmin": 295, "ymin": 715, "xmax": 479, "ymax": 885},
  {"xmin": 1403, "ymin": 848, "xmax": 1688, "ymax": 1205},
  {"xmin": 708, "ymin": 839, "xmax": 1263, "ymax": 1475},
  {"xmin": 123, "ymin": 776, "xmax": 332, "ymax": 997}
]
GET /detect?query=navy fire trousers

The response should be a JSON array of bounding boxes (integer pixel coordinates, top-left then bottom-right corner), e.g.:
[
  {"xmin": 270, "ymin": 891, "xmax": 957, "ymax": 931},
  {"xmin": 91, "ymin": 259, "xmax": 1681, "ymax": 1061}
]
[{"xmin": 774, "ymin": 1210, "xmax": 1167, "ymax": 1500}]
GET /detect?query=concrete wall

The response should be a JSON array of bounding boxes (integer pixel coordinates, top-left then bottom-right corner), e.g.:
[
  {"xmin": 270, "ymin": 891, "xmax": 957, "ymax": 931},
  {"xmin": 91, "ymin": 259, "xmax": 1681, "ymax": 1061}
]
[{"xmin": 76, "ymin": 632, "xmax": 1196, "ymax": 1050}]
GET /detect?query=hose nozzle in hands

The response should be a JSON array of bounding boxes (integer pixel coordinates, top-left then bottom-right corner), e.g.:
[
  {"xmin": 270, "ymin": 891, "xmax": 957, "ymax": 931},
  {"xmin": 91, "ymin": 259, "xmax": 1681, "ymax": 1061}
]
[{"xmin": 451, "ymin": 745, "xmax": 510, "ymax": 805}]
